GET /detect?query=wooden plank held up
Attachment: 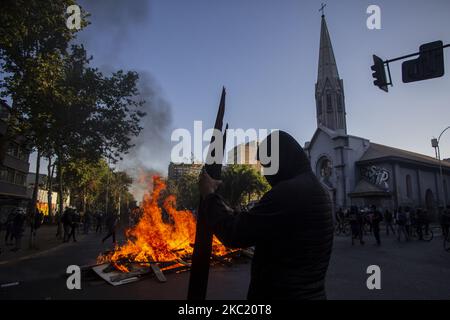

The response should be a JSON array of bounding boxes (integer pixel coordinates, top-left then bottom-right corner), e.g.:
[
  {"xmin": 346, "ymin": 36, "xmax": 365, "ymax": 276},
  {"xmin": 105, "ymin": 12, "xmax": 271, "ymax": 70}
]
[{"xmin": 187, "ymin": 87, "xmax": 227, "ymax": 300}]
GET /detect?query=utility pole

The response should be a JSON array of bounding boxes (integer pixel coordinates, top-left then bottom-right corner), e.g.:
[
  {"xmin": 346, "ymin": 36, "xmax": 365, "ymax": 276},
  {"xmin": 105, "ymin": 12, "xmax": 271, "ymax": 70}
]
[{"xmin": 431, "ymin": 126, "xmax": 450, "ymax": 209}]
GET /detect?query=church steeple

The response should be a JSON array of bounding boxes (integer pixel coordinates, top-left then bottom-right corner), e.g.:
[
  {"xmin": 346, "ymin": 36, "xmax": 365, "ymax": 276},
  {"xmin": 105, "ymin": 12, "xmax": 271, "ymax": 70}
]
[{"xmin": 315, "ymin": 14, "xmax": 347, "ymax": 135}]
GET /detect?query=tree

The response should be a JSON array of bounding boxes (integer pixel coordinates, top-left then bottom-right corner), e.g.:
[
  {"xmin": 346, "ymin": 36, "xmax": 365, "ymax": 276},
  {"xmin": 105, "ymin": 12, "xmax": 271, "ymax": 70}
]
[
  {"xmin": 169, "ymin": 172, "xmax": 200, "ymax": 211},
  {"xmin": 1, "ymin": 2, "xmax": 145, "ymax": 223},
  {"xmin": 0, "ymin": 0, "xmax": 86, "ymax": 219},
  {"xmin": 220, "ymin": 165, "xmax": 270, "ymax": 209},
  {"xmin": 64, "ymin": 157, "xmax": 135, "ymax": 218}
]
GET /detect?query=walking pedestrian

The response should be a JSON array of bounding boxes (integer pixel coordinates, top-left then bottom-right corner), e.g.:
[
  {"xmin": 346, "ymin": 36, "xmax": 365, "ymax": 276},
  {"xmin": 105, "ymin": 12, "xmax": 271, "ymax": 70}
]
[
  {"xmin": 384, "ymin": 209, "xmax": 395, "ymax": 236},
  {"xmin": 83, "ymin": 210, "xmax": 92, "ymax": 234},
  {"xmin": 30, "ymin": 209, "xmax": 44, "ymax": 249},
  {"xmin": 349, "ymin": 206, "xmax": 364, "ymax": 246},
  {"xmin": 95, "ymin": 211, "xmax": 103, "ymax": 233},
  {"xmin": 405, "ymin": 207, "xmax": 413, "ymax": 238},
  {"xmin": 396, "ymin": 207, "xmax": 409, "ymax": 242},
  {"xmin": 55, "ymin": 211, "xmax": 62, "ymax": 239},
  {"xmin": 416, "ymin": 208, "xmax": 429, "ymax": 240},
  {"xmin": 11, "ymin": 208, "xmax": 25, "ymax": 252},
  {"xmin": 102, "ymin": 213, "xmax": 119, "ymax": 245},
  {"xmin": 62, "ymin": 208, "xmax": 72, "ymax": 242},
  {"xmin": 371, "ymin": 205, "xmax": 383, "ymax": 246},
  {"xmin": 67, "ymin": 209, "xmax": 79, "ymax": 242},
  {"xmin": 440, "ymin": 206, "xmax": 450, "ymax": 239},
  {"xmin": 4, "ymin": 210, "xmax": 16, "ymax": 246}
]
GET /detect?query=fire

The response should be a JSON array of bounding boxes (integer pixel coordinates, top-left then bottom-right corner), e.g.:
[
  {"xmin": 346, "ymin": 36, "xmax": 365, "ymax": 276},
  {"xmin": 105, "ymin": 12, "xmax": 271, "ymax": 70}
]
[{"xmin": 98, "ymin": 176, "xmax": 229, "ymax": 272}]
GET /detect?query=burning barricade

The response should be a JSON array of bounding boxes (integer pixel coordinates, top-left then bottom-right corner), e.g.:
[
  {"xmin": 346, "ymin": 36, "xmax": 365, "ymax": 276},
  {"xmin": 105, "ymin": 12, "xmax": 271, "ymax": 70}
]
[{"xmin": 93, "ymin": 176, "xmax": 252, "ymax": 286}]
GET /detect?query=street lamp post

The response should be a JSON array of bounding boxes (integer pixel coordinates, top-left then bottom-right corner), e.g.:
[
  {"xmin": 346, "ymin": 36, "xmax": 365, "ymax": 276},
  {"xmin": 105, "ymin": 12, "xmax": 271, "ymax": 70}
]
[{"xmin": 431, "ymin": 126, "xmax": 450, "ymax": 209}]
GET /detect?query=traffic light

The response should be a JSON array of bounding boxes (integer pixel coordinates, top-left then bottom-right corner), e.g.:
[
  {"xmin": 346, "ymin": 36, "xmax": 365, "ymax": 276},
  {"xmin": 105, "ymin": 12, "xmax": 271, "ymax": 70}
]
[
  {"xmin": 371, "ymin": 55, "xmax": 389, "ymax": 92},
  {"xmin": 402, "ymin": 41, "xmax": 445, "ymax": 83}
]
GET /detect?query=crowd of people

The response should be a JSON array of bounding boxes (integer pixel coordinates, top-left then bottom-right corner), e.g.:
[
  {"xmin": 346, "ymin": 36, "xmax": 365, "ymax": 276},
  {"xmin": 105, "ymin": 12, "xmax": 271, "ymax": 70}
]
[
  {"xmin": 56, "ymin": 207, "xmax": 120, "ymax": 245},
  {"xmin": 335, "ymin": 205, "xmax": 450, "ymax": 246},
  {"xmin": 0, "ymin": 206, "xmax": 122, "ymax": 255},
  {"xmin": 2, "ymin": 207, "xmax": 44, "ymax": 253}
]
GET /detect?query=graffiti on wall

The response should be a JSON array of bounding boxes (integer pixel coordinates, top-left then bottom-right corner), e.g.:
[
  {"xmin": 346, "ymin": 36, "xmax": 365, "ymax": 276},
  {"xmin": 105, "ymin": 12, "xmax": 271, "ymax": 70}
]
[{"xmin": 360, "ymin": 165, "xmax": 390, "ymax": 190}]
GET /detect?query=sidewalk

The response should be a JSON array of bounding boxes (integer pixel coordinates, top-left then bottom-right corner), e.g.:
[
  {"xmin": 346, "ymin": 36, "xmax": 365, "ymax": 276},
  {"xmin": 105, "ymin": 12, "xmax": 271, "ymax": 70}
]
[{"xmin": 0, "ymin": 224, "xmax": 87, "ymax": 265}]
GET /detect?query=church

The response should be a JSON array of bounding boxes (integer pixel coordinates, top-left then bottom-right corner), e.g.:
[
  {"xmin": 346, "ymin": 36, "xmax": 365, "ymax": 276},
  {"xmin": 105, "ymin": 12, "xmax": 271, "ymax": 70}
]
[{"xmin": 304, "ymin": 13, "xmax": 450, "ymax": 220}]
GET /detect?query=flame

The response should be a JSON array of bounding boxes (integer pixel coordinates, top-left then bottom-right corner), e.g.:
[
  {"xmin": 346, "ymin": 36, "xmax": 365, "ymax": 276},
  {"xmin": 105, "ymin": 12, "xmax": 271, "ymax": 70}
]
[{"xmin": 98, "ymin": 176, "xmax": 230, "ymax": 272}]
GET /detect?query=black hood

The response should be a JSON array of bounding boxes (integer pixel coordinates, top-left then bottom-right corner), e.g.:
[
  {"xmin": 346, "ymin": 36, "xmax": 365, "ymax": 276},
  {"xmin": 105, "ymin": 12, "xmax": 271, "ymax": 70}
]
[{"xmin": 257, "ymin": 131, "xmax": 311, "ymax": 187}]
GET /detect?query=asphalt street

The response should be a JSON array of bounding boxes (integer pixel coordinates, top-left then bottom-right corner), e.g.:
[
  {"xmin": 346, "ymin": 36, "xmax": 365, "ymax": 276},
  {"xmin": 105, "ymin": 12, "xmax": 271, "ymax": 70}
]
[{"xmin": 0, "ymin": 228, "xmax": 449, "ymax": 300}]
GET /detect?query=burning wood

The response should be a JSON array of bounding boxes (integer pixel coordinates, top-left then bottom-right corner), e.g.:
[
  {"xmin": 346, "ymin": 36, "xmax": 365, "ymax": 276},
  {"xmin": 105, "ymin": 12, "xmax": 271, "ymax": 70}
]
[{"xmin": 94, "ymin": 176, "xmax": 245, "ymax": 285}]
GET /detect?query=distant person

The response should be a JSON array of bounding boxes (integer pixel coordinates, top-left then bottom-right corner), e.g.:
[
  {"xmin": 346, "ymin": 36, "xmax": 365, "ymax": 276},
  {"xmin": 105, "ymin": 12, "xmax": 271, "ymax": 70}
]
[
  {"xmin": 11, "ymin": 208, "xmax": 25, "ymax": 252},
  {"xmin": 406, "ymin": 207, "xmax": 413, "ymax": 237},
  {"xmin": 62, "ymin": 208, "xmax": 72, "ymax": 242},
  {"xmin": 83, "ymin": 210, "xmax": 92, "ymax": 234},
  {"xmin": 384, "ymin": 209, "xmax": 395, "ymax": 236},
  {"xmin": 102, "ymin": 214, "xmax": 119, "ymax": 245},
  {"xmin": 416, "ymin": 208, "xmax": 429, "ymax": 240},
  {"xmin": 335, "ymin": 208, "xmax": 344, "ymax": 224},
  {"xmin": 30, "ymin": 209, "xmax": 44, "ymax": 249},
  {"xmin": 440, "ymin": 206, "xmax": 450, "ymax": 239},
  {"xmin": 349, "ymin": 206, "xmax": 364, "ymax": 246},
  {"xmin": 356, "ymin": 209, "xmax": 366, "ymax": 245},
  {"xmin": 4, "ymin": 210, "xmax": 16, "ymax": 246},
  {"xmin": 95, "ymin": 212, "xmax": 103, "ymax": 233},
  {"xmin": 55, "ymin": 211, "xmax": 62, "ymax": 239},
  {"xmin": 67, "ymin": 209, "xmax": 80, "ymax": 242},
  {"xmin": 371, "ymin": 205, "xmax": 383, "ymax": 246},
  {"xmin": 396, "ymin": 207, "xmax": 409, "ymax": 242},
  {"xmin": 364, "ymin": 209, "xmax": 372, "ymax": 235}
]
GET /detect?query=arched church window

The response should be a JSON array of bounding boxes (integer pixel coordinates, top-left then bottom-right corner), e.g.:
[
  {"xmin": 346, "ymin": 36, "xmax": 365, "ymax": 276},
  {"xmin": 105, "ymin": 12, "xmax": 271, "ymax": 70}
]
[
  {"xmin": 317, "ymin": 157, "xmax": 333, "ymax": 184},
  {"xmin": 406, "ymin": 175, "xmax": 412, "ymax": 199},
  {"xmin": 317, "ymin": 98, "xmax": 322, "ymax": 115},
  {"xmin": 337, "ymin": 94, "xmax": 343, "ymax": 112},
  {"xmin": 326, "ymin": 94, "xmax": 332, "ymax": 113}
]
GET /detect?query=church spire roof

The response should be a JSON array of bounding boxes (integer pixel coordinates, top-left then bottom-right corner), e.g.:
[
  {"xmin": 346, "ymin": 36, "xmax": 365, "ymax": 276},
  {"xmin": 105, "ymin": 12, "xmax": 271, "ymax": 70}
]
[
  {"xmin": 317, "ymin": 15, "xmax": 340, "ymax": 83},
  {"xmin": 314, "ymin": 12, "xmax": 347, "ymax": 135}
]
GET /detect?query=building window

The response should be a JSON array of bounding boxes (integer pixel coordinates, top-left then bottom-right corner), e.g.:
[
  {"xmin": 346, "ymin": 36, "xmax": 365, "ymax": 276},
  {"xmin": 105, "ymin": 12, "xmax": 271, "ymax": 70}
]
[
  {"xmin": 0, "ymin": 167, "xmax": 7, "ymax": 181},
  {"xmin": 7, "ymin": 143, "xmax": 18, "ymax": 157},
  {"xmin": 406, "ymin": 175, "xmax": 412, "ymax": 199},
  {"xmin": 15, "ymin": 172, "xmax": 26, "ymax": 186},
  {"xmin": 326, "ymin": 94, "xmax": 332, "ymax": 113},
  {"xmin": 6, "ymin": 168, "xmax": 15, "ymax": 184},
  {"xmin": 337, "ymin": 94, "xmax": 343, "ymax": 112},
  {"xmin": 17, "ymin": 147, "xmax": 29, "ymax": 161},
  {"xmin": 6, "ymin": 142, "xmax": 28, "ymax": 161}
]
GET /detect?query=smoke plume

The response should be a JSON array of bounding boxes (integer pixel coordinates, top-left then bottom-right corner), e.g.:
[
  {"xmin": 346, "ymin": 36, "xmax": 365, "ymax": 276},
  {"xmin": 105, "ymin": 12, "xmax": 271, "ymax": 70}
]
[{"xmin": 76, "ymin": 0, "xmax": 173, "ymax": 202}]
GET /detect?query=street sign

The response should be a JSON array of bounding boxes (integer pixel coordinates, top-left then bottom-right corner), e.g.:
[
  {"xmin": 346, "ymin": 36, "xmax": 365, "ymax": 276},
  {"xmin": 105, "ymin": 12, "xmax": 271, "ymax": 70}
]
[{"xmin": 402, "ymin": 41, "xmax": 445, "ymax": 83}]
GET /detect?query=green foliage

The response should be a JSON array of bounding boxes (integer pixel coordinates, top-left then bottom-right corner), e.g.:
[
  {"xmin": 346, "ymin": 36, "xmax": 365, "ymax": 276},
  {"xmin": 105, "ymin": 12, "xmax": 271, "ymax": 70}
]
[
  {"xmin": 220, "ymin": 165, "xmax": 270, "ymax": 209},
  {"xmin": 64, "ymin": 158, "xmax": 135, "ymax": 212},
  {"xmin": 168, "ymin": 172, "xmax": 200, "ymax": 211},
  {"xmin": 0, "ymin": 1, "xmax": 150, "ymax": 217}
]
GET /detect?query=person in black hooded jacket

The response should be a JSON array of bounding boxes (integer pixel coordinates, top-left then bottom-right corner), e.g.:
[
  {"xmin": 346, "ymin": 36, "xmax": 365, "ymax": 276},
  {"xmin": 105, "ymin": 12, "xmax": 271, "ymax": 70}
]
[{"xmin": 199, "ymin": 131, "xmax": 334, "ymax": 300}]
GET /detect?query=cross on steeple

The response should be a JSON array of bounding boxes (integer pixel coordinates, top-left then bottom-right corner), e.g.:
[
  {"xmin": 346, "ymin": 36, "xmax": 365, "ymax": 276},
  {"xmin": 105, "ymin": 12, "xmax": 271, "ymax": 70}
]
[{"xmin": 319, "ymin": 3, "xmax": 326, "ymax": 17}]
